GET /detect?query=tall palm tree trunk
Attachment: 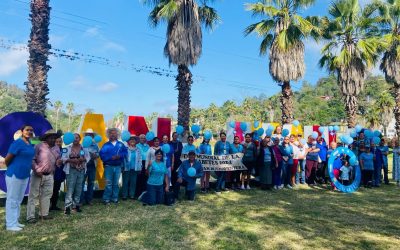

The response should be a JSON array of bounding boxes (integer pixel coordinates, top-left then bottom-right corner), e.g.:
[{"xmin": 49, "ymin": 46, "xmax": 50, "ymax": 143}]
[
  {"xmin": 25, "ymin": 0, "xmax": 51, "ymax": 116},
  {"xmin": 344, "ymin": 95, "xmax": 357, "ymax": 128},
  {"xmin": 176, "ymin": 64, "xmax": 192, "ymax": 132},
  {"xmin": 393, "ymin": 83, "xmax": 400, "ymax": 139},
  {"xmin": 280, "ymin": 81, "xmax": 294, "ymax": 124}
]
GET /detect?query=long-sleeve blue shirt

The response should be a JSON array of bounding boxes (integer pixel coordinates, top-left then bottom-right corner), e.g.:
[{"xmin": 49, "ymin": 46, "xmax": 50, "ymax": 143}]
[
  {"xmin": 317, "ymin": 141, "xmax": 328, "ymax": 161},
  {"xmin": 99, "ymin": 141, "xmax": 128, "ymax": 166},
  {"xmin": 214, "ymin": 141, "xmax": 232, "ymax": 155},
  {"xmin": 178, "ymin": 160, "xmax": 204, "ymax": 191}
]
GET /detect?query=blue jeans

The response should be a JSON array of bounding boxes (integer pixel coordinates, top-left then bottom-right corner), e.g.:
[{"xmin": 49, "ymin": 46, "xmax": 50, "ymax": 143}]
[
  {"xmin": 215, "ymin": 171, "xmax": 226, "ymax": 191},
  {"xmin": 296, "ymin": 159, "xmax": 306, "ymax": 184},
  {"xmin": 103, "ymin": 165, "xmax": 121, "ymax": 203},
  {"xmin": 122, "ymin": 170, "xmax": 139, "ymax": 199},
  {"xmin": 143, "ymin": 184, "xmax": 164, "ymax": 205},
  {"xmin": 80, "ymin": 166, "xmax": 96, "ymax": 204},
  {"xmin": 174, "ymin": 180, "xmax": 196, "ymax": 200},
  {"xmin": 374, "ymin": 164, "xmax": 382, "ymax": 186},
  {"xmin": 65, "ymin": 168, "xmax": 85, "ymax": 208},
  {"xmin": 282, "ymin": 162, "xmax": 292, "ymax": 186}
]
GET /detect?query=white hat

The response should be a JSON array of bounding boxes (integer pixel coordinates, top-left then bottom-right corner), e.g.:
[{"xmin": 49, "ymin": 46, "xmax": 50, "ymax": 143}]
[{"xmin": 84, "ymin": 128, "xmax": 96, "ymax": 135}]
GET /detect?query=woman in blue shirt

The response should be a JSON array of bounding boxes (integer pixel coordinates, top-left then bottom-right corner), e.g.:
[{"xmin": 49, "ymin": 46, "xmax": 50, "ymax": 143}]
[
  {"xmin": 142, "ymin": 149, "xmax": 169, "ymax": 205},
  {"xmin": 122, "ymin": 136, "xmax": 142, "ymax": 200},
  {"xmin": 280, "ymin": 136, "xmax": 294, "ymax": 189},
  {"xmin": 4, "ymin": 125, "xmax": 35, "ymax": 231},
  {"xmin": 360, "ymin": 146, "xmax": 375, "ymax": 188},
  {"xmin": 231, "ymin": 136, "xmax": 244, "ymax": 190},
  {"xmin": 214, "ymin": 132, "xmax": 232, "ymax": 193},
  {"xmin": 182, "ymin": 136, "xmax": 196, "ymax": 154},
  {"xmin": 242, "ymin": 133, "xmax": 257, "ymax": 190},
  {"xmin": 197, "ymin": 138, "xmax": 212, "ymax": 193},
  {"xmin": 258, "ymin": 136, "xmax": 274, "ymax": 190}
]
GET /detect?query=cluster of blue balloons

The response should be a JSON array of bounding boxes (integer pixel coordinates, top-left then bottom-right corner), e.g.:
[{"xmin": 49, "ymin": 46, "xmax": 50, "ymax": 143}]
[
  {"xmin": 328, "ymin": 125, "xmax": 340, "ymax": 132},
  {"xmin": 146, "ymin": 131, "xmax": 155, "ymax": 141},
  {"xmin": 340, "ymin": 135, "xmax": 354, "ymax": 145}
]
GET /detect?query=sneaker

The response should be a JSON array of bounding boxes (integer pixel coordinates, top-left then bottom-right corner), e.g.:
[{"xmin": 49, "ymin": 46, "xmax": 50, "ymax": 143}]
[
  {"xmin": 278, "ymin": 185, "xmax": 284, "ymax": 190},
  {"xmin": 286, "ymin": 185, "xmax": 293, "ymax": 189},
  {"xmin": 215, "ymin": 190, "xmax": 221, "ymax": 194},
  {"xmin": 240, "ymin": 185, "xmax": 245, "ymax": 190},
  {"xmin": 64, "ymin": 207, "xmax": 71, "ymax": 215},
  {"xmin": 26, "ymin": 218, "xmax": 37, "ymax": 224},
  {"xmin": 273, "ymin": 185, "xmax": 278, "ymax": 190},
  {"xmin": 201, "ymin": 188, "xmax": 206, "ymax": 193},
  {"xmin": 17, "ymin": 223, "xmax": 25, "ymax": 228},
  {"xmin": 112, "ymin": 200, "xmax": 119, "ymax": 204},
  {"xmin": 6, "ymin": 226, "xmax": 22, "ymax": 232},
  {"xmin": 246, "ymin": 185, "xmax": 251, "ymax": 190}
]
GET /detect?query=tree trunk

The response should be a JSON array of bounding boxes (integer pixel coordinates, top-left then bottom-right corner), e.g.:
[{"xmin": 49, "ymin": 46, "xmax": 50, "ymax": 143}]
[
  {"xmin": 345, "ymin": 95, "xmax": 357, "ymax": 128},
  {"xmin": 176, "ymin": 65, "xmax": 192, "ymax": 133},
  {"xmin": 280, "ymin": 81, "xmax": 294, "ymax": 124},
  {"xmin": 25, "ymin": 0, "xmax": 51, "ymax": 116},
  {"xmin": 393, "ymin": 83, "xmax": 400, "ymax": 140}
]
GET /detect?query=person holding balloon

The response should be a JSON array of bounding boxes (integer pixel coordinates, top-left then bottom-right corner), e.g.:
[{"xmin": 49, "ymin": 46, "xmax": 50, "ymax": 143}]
[
  {"xmin": 121, "ymin": 135, "xmax": 142, "ymax": 200},
  {"xmin": 241, "ymin": 133, "xmax": 258, "ymax": 190},
  {"xmin": 295, "ymin": 138, "xmax": 307, "ymax": 185},
  {"xmin": 62, "ymin": 133, "xmax": 90, "ymax": 214},
  {"xmin": 273, "ymin": 126, "xmax": 283, "ymax": 144},
  {"xmin": 370, "ymin": 140, "xmax": 384, "ymax": 187},
  {"xmin": 214, "ymin": 132, "xmax": 232, "ymax": 193},
  {"xmin": 146, "ymin": 136, "xmax": 161, "ymax": 170},
  {"xmin": 175, "ymin": 151, "xmax": 204, "ymax": 200},
  {"xmin": 280, "ymin": 136, "xmax": 294, "ymax": 189},
  {"xmin": 258, "ymin": 136, "xmax": 274, "ymax": 190},
  {"xmin": 316, "ymin": 135, "xmax": 328, "ymax": 184},
  {"xmin": 230, "ymin": 135, "xmax": 244, "ymax": 190},
  {"xmin": 99, "ymin": 128, "xmax": 128, "ymax": 205},
  {"xmin": 80, "ymin": 129, "xmax": 100, "ymax": 206},
  {"xmin": 4, "ymin": 125, "xmax": 35, "ymax": 231},
  {"xmin": 271, "ymin": 137, "xmax": 283, "ymax": 189},
  {"xmin": 197, "ymin": 132, "xmax": 213, "ymax": 193}
]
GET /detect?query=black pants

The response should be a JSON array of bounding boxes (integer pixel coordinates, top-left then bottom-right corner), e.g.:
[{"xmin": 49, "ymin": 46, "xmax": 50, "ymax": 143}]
[
  {"xmin": 136, "ymin": 160, "xmax": 148, "ymax": 197},
  {"xmin": 171, "ymin": 160, "xmax": 181, "ymax": 186},
  {"xmin": 174, "ymin": 180, "xmax": 195, "ymax": 200},
  {"xmin": 50, "ymin": 180, "xmax": 63, "ymax": 208},
  {"xmin": 316, "ymin": 161, "xmax": 327, "ymax": 183},
  {"xmin": 363, "ymin": 170, "xmax": 373, "ymax": 187},
  {"xmin": 341, "ymin": 180, "xmax": 350, "ymax": 185}
]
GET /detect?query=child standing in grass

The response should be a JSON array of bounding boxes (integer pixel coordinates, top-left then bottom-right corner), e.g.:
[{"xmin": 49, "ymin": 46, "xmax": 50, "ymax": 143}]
[{"xmin": 340, "ymin": 160, "xmax": 352, "ymax": 185}]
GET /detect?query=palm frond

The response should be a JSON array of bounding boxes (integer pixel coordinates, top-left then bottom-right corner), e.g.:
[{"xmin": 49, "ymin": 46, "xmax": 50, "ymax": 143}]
[{"xmin": 198, "ymin": 4, "xmax": 220, "ymax": 31}]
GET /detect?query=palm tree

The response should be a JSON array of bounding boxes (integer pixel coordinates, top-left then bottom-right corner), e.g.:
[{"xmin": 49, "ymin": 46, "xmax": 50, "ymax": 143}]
[
  {"xmin": 245, "ymin": 0, "xmax": 319, "ymax": 124},
  {"xmin": 319, "ymin": 0, "xmax": 382, "ymax": 128},
  {"xmin": 365, "ymin": 103, "xmax": 381, "ymax": 129},
  {"xmin": 376, "ymin": 92, "xmax": 395, "ymax": 136},
  {"xmin": 143, "ymin": 0, "xmax": 220, "ymax": 133},
  {"xmin": 25, "ymin": 0, "xmax": 51, "ymax": 116},
  {"xmin": 368, "ymin": 0, "xmax": 400, "ymax": 138},
  {"xmin": 53, "ymin": 100, "xmax": 63, "ymax": 131},
  {"xmin": 66, "ymin": 102, "xmax": 74, "ymax": 131}
]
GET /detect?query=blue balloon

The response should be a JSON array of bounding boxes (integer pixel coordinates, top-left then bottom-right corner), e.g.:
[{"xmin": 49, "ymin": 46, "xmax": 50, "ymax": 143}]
[
  {"xmin": 311, "ymin": 131, "xmax": 318, "ymax": 139},
  {"xmin": 63, "ymin": 132, "xmax": 74, "ymax": 145},
  {"xmin": 318, "ymin": 127, "xmax": 325, "ymax": 134},
  {"xmin": 253, "ymin": 121, "xmax": 260, "ymax": 128},
  {"xmin": 293, "ymin": 120, "xmax": 300, "ymax": 127},
  {"xmin": 373, "ymin": 136, "xmax": 381, "ymax": 145},
  {"xmin": 240, "ymin": 122, "xmax": 247, "ymax": 131},
  {"xmin": 94, "ymin": 135, "xmax": 102, "ymax": 143},
  {"xmin": 266, "ymin": 130, "xmax": 273, "ymax": 137},
  {"xmin": 350, "ymin": 130, "xmax": 357, "ymax": 138},
  {"xmin": 187, "ymin": 167, "xmax": 196, "ymax": 177},
  {"xmin": 146, "ymin": 131, "xmax": 155, "ymax": 141},
  {"xmin": 176, "ymin": 125, "xmax": 184, "ymax": 135},
  {"xmin": 373, "ymin": 130, "xmax": 381, "ymax": 137},
  {"xmin": 328, "ymin": 126, "xmax": 333, "ymax": 132},
  {"xmin": 365, "ymin": 130, "xmax": 373, "ymax": 139},
  {"xmin": 346, "ymin": 136, "xmax": 354, "ymax": 145},
  {"xmin": 257, "ymin": 128, "xmax": 264, "ymax": 136},
  {"xmin": 229, "ymin": 121, "xmax": 236, "ymax": 128},
  {"xmin": 355, "ymin": 125, "xmax": 362, "ymax": 133},
  {"xmin": 121, "ymin": 130, "xmax": 131, "ymax": 142},
  {"xmin": 282, "ymin": 129, "xmax": 290, "ymax": 137},
  {"xmin": 204, "ymin": 130, "xmax": 212, "ymax": 140},
  {"xmin": 82, "ymin": 136, "xmax": 93, "ymax": 148},
  {"xmin": 333, "ymin": 125, "xmax": 340, "ymax": 132},
  {"xmin": 191, "ymin": 124, "xmax": 201, "ymax": 134},
  {"xmin": 268, "ymin": 124, "xmax": 275, "ymax": 131},
  {"xmin": 162, "ymin": 144, "xmax": 170, "ymax": 153},
  {"xmin": 300, "ymin": 138, "xmax": 307, "ymax": 145}
]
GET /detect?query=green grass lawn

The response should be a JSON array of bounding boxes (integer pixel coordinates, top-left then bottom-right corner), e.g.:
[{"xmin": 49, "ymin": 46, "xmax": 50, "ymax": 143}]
[{"xmin": 1, "ymin": 182, "xmax": 400, "ymax": 250}]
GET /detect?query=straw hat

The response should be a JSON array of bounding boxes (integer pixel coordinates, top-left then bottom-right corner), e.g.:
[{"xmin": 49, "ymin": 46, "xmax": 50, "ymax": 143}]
[
  {"xmin": 39, "ymin": 129, "xmax": 62, "ymax": 141},
  {"xmin": 84, "ymin": 128, "xmax": 96, "ymax": 135}
]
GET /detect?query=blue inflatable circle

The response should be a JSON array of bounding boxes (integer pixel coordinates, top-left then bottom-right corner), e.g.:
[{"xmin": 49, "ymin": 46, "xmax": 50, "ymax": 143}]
[{"xmin": 328, "ymin": 147, "xmax": 361, "ymax": 193}]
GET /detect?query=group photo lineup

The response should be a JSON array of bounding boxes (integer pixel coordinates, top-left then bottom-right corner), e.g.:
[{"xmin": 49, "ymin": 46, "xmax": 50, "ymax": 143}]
[{"xmin": 1, "ymin": 0, "xmax": 400, "ymax": 249}]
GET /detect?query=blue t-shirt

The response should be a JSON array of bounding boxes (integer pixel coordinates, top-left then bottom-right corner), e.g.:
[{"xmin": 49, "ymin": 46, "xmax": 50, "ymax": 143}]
[
  {"xmin": 378, "ymin": 146, "xmax": 389, "ymax": 166},
  {"xmin": 360, "ymin": 152, "xmax": 374, "ymax": 170},
  {"xmin": 147, "ymin": 161, "xmax": 168, "ymax": 186},
  {"xmin": 231, "ymin": 144, "xmax": 244, "ymax": 154},
  {"xmin": 327, "ymin": 149, "xmax": 342, "ymax": 170},
  {"xmin": 6, "ymin": 138, "xmax": 35, "ymax": 179},
  {"xmin": 182, "ymin": 144, "xmax": 196, "ymax": 154},
  {"xmin": 317, "ymin": 141, "xmax": 328, "ymax": 161},
  {"xmin": 214, "ymin": 141, "xmax": 231, "ymax": 155},
  {"xmin": 280, "ymin": 144, "xmax": 293, "ymax": 164},
  {"xmin": 306, "ymin": 143, "xmax": 319, "ymax": 161}
]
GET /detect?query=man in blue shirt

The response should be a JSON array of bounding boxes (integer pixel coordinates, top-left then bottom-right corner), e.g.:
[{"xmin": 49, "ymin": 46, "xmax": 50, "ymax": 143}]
[
  {"xmin": 174, "ymin": 151, "xmax": 204, "ymax": 200},
  {"xmin": 99, "ymin": 128, "xmax": 127, "ymax": 204},
  {"xmin": 378, "ymin": 139, "xmax": 390, "ymax": 185},
  {"xmin": 316, "ymin": 136, "xmax": 328, "ymax": 184}
]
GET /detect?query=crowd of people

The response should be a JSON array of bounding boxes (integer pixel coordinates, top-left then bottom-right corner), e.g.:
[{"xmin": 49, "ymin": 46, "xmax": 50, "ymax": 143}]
[{"xmin": 3, "ymin": 124, "xmax": 400, "ymax": 232}]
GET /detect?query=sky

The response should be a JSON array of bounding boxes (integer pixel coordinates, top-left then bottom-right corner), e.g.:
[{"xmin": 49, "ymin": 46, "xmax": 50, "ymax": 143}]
[{"xmin": 0, "ymin": 0, "xmax": 374, "ymax": 120}]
